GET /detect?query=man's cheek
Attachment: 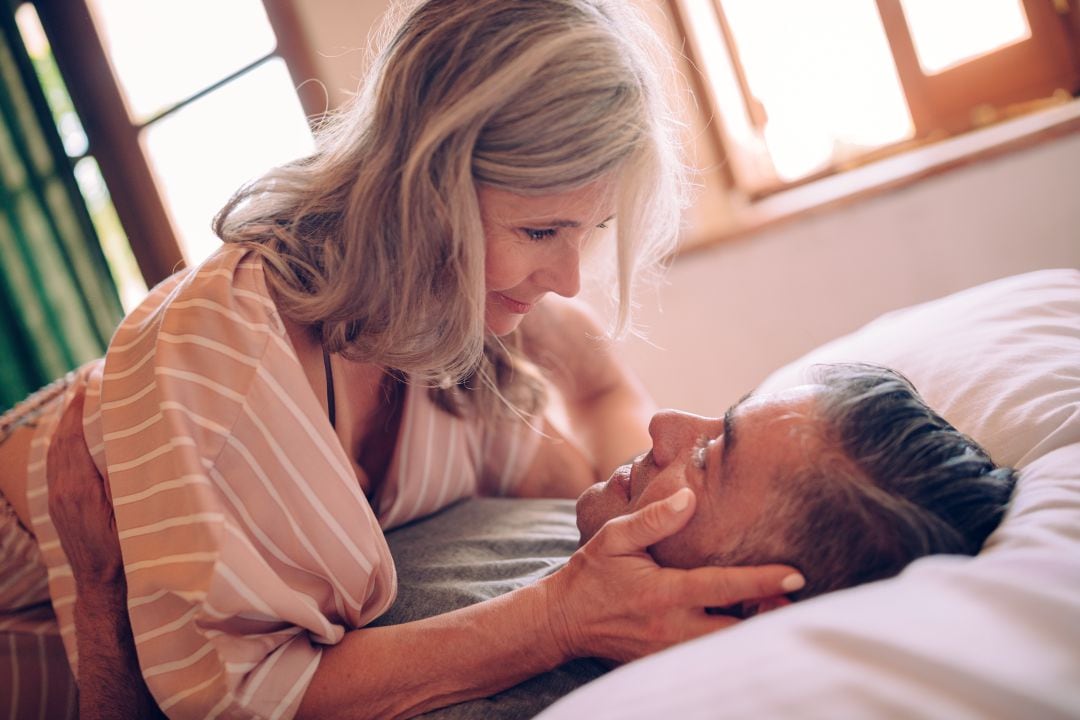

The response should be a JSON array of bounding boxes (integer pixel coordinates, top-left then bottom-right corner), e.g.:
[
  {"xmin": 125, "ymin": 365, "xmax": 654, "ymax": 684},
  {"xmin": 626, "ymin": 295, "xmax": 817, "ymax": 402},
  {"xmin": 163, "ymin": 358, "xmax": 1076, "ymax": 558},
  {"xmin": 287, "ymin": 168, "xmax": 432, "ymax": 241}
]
[{"xmin": 647, "ymin": 530, "xmax": 700, "ymax": 570}]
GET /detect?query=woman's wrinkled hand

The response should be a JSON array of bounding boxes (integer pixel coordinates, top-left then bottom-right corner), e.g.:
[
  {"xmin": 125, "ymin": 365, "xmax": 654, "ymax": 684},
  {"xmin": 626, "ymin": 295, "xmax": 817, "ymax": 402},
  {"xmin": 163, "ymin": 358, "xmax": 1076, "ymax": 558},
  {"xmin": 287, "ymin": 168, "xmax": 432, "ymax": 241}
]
[
  {"xmin": 544, "ymin": 488, "xmax": 802, "ymax": 664},
  {"xmin": 47, "ymin": 388, "xmax": 125, "ymax": 587}
]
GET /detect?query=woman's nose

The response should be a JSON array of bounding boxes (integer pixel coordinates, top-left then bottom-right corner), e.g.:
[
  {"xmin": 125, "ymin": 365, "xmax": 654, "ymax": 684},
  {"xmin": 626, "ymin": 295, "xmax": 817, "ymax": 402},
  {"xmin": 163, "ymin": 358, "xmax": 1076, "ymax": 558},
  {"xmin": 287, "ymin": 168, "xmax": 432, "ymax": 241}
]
[
  {"xmin": 539, "ymin": 243, "xmax": 581, "ymax": 298},
  {"xmin": 648, "ymin": 410, "xmax": 700, "ymax": 468}
]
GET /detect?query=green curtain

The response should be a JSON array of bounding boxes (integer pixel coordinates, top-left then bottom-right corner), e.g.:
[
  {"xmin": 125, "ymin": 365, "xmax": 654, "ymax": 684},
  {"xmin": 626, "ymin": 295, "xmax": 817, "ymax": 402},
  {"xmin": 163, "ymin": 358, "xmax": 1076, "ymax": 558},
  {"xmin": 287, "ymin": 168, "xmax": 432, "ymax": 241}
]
[{"xmin": 0, "ymin": 5, "xmax": 123, "ymax": 412}]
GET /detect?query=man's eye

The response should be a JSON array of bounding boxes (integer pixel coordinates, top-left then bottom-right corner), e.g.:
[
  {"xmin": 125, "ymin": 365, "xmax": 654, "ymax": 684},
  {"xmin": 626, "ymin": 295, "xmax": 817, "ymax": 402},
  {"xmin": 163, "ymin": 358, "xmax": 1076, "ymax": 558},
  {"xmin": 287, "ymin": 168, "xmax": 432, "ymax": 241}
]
[
  {"xmin": 692, "ymin": 435, "xmax": 720, "ymax": 470},
  {"xmin": 522, "ymin": 228, "xmax": 557, "ymax": 241},
  {"xmin": 692, "ymin": 435, "xmax": 710, "ymax": 469}
]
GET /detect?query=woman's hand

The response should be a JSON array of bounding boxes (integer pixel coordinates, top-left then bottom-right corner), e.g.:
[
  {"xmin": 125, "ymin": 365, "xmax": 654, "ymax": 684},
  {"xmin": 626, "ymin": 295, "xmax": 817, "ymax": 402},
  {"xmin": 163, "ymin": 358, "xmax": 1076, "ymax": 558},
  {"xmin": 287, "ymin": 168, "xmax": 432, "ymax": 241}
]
[
  {"xmin": 47, "ymin": 387, "xmax": 124, "ymax": 587},
  {"xmin": 544, "ymin": 488, "xmax": 802, "ymax": 664}
]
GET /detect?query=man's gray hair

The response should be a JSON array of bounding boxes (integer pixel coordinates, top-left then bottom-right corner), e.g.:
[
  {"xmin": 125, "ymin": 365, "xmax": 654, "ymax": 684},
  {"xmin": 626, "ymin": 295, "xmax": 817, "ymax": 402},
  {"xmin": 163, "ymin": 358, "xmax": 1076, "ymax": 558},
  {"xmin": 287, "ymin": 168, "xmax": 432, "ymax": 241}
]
[{"xmin": 777, "ymin": 363, "xmax": 1017, "ymax": 599}]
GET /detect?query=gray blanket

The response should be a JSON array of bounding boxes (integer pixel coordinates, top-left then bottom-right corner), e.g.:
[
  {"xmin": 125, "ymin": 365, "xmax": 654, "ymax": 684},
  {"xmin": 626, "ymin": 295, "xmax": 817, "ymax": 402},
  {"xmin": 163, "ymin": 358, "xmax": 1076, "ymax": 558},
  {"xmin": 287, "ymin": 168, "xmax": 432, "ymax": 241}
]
[{"xmin": 371, "ymin": 498, "xmax": 606, "ymax": 719}]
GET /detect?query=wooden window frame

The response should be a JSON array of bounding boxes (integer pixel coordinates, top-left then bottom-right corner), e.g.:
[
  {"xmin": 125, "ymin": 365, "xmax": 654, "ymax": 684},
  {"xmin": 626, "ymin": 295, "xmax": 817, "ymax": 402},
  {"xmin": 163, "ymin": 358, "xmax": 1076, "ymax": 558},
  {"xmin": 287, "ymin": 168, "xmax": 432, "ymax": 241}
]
[
  {"xmin": 30, "ymin": 0, "xmax": 323, "ymax": 286},
  {"xmin": 670, "ymin": 0, "xmax": 1080, "ymax": 201},
  {"xmin": 879, "ymin": 0, "xmax": 1080, "ymax": 135}
]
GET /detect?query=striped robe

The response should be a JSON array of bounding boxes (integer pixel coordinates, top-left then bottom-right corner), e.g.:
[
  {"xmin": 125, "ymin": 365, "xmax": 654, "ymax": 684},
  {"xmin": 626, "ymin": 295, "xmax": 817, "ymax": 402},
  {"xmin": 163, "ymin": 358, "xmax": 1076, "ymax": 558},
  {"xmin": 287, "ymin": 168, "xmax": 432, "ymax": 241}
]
[
  {"xmin": 0, "ymin": 488, "xmax": 78, "ymax": 720},
  {"xmin": 13, "ymin": 245, "xmax": 540, "ymax": 719}
]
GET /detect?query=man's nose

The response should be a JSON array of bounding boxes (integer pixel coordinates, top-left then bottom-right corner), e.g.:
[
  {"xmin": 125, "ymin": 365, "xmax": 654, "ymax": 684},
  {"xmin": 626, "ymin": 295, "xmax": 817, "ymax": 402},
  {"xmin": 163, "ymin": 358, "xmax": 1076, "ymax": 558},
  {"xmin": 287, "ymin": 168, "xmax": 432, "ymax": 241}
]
[
  {"xmin": 538, "ymin": 243, "xmax": 581, "ymax": 298},
  {"xmin": 648, "ymin": 410, "xmax": 700, "ymax": 468}
]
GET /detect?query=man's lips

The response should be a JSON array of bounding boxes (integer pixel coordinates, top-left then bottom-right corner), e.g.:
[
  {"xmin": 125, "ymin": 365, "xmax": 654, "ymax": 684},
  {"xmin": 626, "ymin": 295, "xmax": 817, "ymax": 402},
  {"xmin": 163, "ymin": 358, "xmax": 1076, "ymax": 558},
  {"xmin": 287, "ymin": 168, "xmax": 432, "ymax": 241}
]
[
  {"xmin": 612, "ymin": 464, "xmax": 632, "ymax": 501},
  {"xmin": 494, "ymin": 292, "xmax": 535, "ymax": 315}
]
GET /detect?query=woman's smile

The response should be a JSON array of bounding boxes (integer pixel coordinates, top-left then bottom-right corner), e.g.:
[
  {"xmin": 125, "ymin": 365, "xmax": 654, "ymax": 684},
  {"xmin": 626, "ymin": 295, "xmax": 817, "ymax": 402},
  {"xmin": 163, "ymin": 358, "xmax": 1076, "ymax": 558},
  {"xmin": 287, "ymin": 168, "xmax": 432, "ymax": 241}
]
[{"xmin": 493, "ymin": 292, "xmax": 537, "ymax": 315}]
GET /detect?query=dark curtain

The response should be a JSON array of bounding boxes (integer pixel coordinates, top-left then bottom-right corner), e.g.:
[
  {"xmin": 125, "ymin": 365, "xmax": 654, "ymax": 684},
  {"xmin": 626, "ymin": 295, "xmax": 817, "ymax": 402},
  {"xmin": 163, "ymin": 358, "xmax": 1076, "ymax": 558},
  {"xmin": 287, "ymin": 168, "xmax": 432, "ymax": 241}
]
[{"xmin": 0, "ymin": 4, "xmax": 123, "ymax": 411}]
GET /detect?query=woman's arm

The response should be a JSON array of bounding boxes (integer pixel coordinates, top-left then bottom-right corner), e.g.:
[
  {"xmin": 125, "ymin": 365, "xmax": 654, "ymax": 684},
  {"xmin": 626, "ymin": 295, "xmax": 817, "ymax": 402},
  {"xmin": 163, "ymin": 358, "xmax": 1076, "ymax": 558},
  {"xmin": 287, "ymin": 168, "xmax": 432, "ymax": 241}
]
[
  {"xmin": 298, "ymin": 488, "xmax": 797, "ymax": 718},
  {"xmin": 47, "ymin": 390, "xmax": 167, "ymax": 720},
  {"xmin": 52, "ymin": 417, "xmax": 798, "ymax": 720}
]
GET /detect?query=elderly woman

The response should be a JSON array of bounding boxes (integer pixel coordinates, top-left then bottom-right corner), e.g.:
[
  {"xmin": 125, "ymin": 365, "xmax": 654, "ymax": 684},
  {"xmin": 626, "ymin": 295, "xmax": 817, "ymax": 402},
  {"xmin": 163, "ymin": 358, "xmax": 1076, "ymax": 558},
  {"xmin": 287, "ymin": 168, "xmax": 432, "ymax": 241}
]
[{"xmin": 0, "ymin": 1, "xmax": 796, "ymax": 717}]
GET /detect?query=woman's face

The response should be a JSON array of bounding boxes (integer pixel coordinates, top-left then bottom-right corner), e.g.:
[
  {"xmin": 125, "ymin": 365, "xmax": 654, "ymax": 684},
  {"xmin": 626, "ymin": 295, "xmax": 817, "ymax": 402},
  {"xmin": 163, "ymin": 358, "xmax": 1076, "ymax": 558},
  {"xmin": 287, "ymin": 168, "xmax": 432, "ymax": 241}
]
[{"xmin": 479, "ymin": 180, "xmax": 615, "ymax": 336}]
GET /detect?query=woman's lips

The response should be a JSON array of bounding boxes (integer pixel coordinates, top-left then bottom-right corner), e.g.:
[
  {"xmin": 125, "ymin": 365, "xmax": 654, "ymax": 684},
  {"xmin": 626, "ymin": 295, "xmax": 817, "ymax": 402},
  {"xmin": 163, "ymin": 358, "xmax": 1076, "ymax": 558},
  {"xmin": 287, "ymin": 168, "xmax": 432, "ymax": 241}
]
[{"xmin": 495, "ymin": 292, "xmax": 535, "ymax": 315}]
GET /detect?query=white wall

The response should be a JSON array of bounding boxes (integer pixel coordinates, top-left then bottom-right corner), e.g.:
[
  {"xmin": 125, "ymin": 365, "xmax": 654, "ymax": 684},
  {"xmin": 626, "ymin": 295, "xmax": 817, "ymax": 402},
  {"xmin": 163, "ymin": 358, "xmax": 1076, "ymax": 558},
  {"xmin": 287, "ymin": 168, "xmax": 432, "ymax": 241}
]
[
  {"xmin": 619, "ymin": 131, "xmax": 1080, "ymax": 415},
  {"xmin": 293, "ymin": 1, "xmax": 1080, "ymax": 415}
]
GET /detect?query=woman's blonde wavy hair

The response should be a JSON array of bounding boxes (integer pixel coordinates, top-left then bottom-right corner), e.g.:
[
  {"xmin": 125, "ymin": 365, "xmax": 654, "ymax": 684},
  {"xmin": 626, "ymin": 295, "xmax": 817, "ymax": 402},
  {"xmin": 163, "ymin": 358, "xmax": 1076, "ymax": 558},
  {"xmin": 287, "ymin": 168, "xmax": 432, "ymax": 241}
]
[{"xmin": 214, "ymin": 0, "xmax": 685, "ymax": 417}]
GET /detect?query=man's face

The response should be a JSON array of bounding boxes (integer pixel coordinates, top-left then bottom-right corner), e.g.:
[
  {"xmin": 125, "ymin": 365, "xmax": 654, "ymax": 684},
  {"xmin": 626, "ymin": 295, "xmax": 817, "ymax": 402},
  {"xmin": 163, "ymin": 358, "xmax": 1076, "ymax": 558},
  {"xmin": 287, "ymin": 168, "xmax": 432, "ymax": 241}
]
[{"xmin": 576, "ymin": 385, "xmax": 825, "ymax": 568}]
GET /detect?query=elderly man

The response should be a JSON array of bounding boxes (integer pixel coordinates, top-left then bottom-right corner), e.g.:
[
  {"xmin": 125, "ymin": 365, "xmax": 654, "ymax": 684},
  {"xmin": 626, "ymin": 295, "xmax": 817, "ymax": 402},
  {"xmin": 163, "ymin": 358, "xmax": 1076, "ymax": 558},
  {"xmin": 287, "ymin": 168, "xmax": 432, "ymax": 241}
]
[
  {"xmin": 576, "ymin": 363, "xmax": 1016, "ymax": 603},
  {"xmin": 44, "ymin": 363, "xmax": 1016, "ymax": 718}
]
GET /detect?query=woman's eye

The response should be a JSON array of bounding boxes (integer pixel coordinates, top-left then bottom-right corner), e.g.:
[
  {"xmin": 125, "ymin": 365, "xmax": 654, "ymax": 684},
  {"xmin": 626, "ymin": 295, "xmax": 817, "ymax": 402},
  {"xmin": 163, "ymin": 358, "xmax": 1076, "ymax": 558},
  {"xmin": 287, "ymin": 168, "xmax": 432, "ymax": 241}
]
[
  {"xmin": 522, "ymin": 228, "xmax": 557, "ymax": 241},
  {"xmin": 597, "ymin": 222, "xmax": 609, "ymax": 230}
]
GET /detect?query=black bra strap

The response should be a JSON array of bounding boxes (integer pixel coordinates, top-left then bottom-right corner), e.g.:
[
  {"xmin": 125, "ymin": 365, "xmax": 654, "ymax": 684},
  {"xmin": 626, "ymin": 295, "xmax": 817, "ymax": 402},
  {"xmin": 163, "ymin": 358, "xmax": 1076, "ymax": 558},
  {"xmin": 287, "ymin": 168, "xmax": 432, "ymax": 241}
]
[{"xmin": 323, "ymin": 349, "xmax": 336, "ymax": 429}]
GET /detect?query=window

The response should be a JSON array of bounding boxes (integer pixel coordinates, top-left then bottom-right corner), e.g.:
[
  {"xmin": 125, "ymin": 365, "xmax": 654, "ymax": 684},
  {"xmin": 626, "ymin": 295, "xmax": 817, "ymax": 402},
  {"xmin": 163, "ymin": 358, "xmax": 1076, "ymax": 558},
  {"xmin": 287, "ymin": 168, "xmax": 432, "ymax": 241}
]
[
  {"xmin": 13, "ymin": 4, "xmax": 146, "ymax": 310},
  {"xmin": 28, "ymin": 0, "xmax": 322, "ymax": 288},
  {"xmin": 672, "ymin": 0, "xmax": 1080, "ymax": 197}
]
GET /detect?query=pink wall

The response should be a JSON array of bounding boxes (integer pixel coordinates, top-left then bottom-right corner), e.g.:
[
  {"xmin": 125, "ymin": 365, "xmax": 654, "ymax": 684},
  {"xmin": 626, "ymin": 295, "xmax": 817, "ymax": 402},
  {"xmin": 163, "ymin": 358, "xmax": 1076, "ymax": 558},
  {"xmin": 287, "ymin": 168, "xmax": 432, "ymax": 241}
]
[{"xmin": 612, "ymin": 130, "xmax": 1080, "ymax": 413}]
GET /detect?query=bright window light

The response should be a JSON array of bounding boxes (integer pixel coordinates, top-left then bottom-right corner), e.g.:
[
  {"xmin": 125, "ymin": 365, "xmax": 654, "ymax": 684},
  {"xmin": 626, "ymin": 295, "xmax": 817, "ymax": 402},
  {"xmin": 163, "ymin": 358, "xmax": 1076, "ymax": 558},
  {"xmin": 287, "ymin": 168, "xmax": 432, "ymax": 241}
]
[
  {"xmin": 141, "ymin": 59, "xmax": 315, "ymax": 265},
  {"xmin": 721, "ymin": 0, "xmax": 914, "ymax": 182},
  {"xmin": 86, "ymin": 0, "xmax": 277, "ymax": 122},
  {"xmin": 900, "ymin": 0, "xmax": 1031, "ymax": 74}
]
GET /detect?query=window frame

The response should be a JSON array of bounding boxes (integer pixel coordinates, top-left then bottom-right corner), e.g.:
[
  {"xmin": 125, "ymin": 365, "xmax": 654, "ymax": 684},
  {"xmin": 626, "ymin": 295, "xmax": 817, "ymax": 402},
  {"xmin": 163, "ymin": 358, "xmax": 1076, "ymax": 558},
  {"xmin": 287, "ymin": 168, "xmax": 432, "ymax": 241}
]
[
  {"xmin": 669, "ymin": 0, "xmax": 1080, "ymax": 200},
  {"xmin": 30, "ymin": 0, "xmax": 323, "ymax": 286}
]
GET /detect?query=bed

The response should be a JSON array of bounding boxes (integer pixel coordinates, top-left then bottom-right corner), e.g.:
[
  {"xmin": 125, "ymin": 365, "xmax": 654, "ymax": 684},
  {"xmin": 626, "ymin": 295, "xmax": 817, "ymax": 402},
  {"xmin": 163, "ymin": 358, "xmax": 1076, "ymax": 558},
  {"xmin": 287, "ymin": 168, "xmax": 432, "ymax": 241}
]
[
  {"xmin": 380, "ymin": 268, "xmax": 1080, "ymax": 718},
  {"xmin": 538, "ymin": 267, "xmax": 1080, "ymax": 719}
]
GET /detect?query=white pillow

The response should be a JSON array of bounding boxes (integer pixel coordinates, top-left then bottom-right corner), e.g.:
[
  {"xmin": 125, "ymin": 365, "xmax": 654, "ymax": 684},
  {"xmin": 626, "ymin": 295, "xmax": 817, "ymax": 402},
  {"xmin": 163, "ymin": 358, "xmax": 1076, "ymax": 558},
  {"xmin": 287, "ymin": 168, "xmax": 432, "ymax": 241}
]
[
  {"xmin": 755, "ymin": 268, "xmax": 1080, "ymax": 469},
  {"xmin": 539, "ymin": 269, "xmax": 1080, "ymax": 719}
]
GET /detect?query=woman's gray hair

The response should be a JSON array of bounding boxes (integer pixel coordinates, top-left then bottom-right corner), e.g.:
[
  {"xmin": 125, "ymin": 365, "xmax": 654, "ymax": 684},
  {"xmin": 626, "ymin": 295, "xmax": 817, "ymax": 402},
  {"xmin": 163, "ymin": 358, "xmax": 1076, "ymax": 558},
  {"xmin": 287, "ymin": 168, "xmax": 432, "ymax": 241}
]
[
  {"xmin": 769, "ymin": 363, "xmax": 1017, "ymax": 600},
  {"xmin": 213, "ymin": 0, "xmax": 685, "ymax": 416}
]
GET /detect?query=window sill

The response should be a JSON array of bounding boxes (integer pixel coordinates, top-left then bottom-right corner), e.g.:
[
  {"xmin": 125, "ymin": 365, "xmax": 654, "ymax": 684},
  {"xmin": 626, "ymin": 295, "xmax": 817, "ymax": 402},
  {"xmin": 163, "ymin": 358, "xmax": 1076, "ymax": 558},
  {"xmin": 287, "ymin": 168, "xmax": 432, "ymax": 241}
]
[{"xmin": 678, "ymin": 97, "xmax": 1080, "ymax": 255}]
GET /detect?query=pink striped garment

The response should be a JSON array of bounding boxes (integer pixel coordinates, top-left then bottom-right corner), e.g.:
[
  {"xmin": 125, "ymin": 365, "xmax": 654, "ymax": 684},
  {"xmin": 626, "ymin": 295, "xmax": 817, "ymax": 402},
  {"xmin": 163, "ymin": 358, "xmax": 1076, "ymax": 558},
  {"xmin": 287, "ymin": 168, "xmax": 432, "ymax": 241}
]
[
  {"xmin": 19, "ymin": 245, "xmax": 540, "ymax": 718},
  {"xmin": 0, "ymin": 471, "xmax": 77, "ymax": 720}
]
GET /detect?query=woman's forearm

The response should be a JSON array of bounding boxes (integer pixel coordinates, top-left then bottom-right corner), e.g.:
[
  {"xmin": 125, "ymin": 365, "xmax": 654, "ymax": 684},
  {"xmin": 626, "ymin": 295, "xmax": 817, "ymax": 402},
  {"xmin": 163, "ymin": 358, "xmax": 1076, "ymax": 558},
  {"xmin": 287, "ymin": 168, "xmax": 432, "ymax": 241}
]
[
  {"xmin": 298, "ymin": 577, "xmax": 567, "ymax": 719},
  {"xmin": 298, "ymin": 492, "xmax": 802, "ymax": 720}
]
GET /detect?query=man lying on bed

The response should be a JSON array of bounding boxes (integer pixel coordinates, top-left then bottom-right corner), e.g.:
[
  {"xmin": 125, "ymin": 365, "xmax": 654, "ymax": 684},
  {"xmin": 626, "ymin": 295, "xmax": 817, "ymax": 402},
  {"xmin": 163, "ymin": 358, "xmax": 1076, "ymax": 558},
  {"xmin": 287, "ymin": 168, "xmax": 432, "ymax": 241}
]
[
  {"xmin": 575, "ymin": 362, "xmax": 1018, "ymax": 604},
  {"xmin": 49, "ymin": 363, "xmax": 1016, "ymax": 718}
]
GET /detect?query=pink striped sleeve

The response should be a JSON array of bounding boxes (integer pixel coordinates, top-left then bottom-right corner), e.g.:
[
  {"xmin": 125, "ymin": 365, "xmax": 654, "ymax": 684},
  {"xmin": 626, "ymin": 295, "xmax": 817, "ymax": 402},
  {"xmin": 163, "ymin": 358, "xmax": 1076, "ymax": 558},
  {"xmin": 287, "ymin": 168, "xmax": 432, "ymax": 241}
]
[{"xmin": 99, "ymin": 249, "xmax": 394, "ymax": 718}]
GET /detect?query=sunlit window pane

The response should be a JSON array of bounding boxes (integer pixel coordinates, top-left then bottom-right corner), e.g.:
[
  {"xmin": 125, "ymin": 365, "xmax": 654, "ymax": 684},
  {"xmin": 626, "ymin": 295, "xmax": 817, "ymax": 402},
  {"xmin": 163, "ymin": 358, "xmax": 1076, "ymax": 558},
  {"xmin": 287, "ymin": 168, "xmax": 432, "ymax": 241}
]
[
  {"xmin": 900, "ymin": 0, "xmax": 1031, "ymax": 74},
  {"xmin": 142, "ymin": 59, "xmax": 315, "ymax": 265},
  {"xmin": 678, "ymin": 0, "xmax": 774, "ymax": 183},
  {"xmin": 720, "ymin": 0, "xmax": 914, "ymax": 182},
  {"xmin": 87, "ymin": 0, "xmax": 277, "ymax": 122}
]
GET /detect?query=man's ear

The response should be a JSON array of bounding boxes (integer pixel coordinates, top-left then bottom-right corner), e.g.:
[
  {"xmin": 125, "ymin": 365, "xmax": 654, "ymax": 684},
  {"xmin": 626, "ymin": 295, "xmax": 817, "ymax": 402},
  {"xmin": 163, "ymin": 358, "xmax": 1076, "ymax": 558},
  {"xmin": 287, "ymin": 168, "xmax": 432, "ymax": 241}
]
[{"xmin": 742, "ymin": 594, "xmax": 793, "ymax": 618}]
